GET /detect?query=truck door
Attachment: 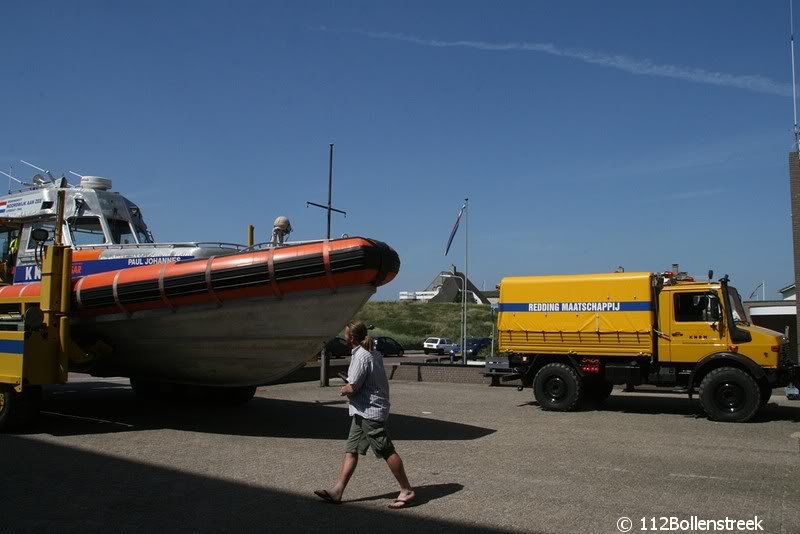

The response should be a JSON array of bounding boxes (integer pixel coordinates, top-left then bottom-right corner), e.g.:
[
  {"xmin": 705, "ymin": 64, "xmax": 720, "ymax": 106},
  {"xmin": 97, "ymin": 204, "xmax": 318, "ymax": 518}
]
[{"xmin": 667, "ymin": 290, "xmax": 726, "ymax": 364}]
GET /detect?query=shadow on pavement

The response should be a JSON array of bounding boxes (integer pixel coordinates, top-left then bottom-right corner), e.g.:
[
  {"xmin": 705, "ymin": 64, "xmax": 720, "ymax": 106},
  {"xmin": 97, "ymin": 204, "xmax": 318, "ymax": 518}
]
[
  {"xmin": 345, "ymin": 482, "xmax": 464, "ymax": 507},
  {"xmin": 18, "ymin": 381, "xmax": 497, "ymax": 440},
  {"xmin": 520, "ymin": 393, "xmax": 800, "ymax": 422},
  {"xmin": 0, "ymin": 436, "xmax": 522, "ymax": 533}
]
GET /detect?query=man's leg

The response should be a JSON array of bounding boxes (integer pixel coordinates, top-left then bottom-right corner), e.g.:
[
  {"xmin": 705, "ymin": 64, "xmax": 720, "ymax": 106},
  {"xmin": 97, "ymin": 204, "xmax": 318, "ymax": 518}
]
[
  {"xmin": 328, "ymin": 452, "xmax": 358, "ymax": 501},
  {"xmin": 317, "ymin": 416, "xmax": 365, "ymax": 503},
  {"xmin": 385, "ymin": 452, "xmax": 415, "ymax": 505}
]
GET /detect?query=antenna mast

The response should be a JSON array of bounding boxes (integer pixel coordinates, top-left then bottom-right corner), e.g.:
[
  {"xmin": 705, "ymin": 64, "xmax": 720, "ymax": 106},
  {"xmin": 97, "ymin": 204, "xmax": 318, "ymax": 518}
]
[
  {"xmin": 306, "ymin": 144, "xmax": 346, "ymax": 239},
  {"xmin": 0, "ymin": 169, "xmax": 27, "ymax": 188},
  {"xmin": 20, "ymin": 160, "xmax": 56, "ymax": 183},
  {"xmin": 792, "ymin": 0, "xmax": 800, "ymax": 150}
]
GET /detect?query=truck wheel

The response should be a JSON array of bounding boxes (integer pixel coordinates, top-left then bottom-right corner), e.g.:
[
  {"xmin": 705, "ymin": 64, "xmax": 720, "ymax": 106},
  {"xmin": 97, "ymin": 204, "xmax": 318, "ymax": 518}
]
[
  {"xmin": 583, "ymin": 377, "xmax": 614, "ymax": 404},
  {"xmin": 698, "ymin": 367, "xmax": 760, "ymax": 423},
  {"xmin": 0, "ymin": 384, "xmax": 13, "ymax": 430},
  {"xmin": 533, "ymin": 363, "xmax": 582, "ymax": 411},
  {"xmin": 0, "ymin": 384, "xmax": 42, "ymax": 431}
]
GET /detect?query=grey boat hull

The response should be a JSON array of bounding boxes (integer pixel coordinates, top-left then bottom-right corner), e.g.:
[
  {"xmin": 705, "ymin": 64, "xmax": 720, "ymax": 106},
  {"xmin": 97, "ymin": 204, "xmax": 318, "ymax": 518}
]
[{"xmin": 71, "ymin": 285, "xmax": 374, "ymax": 386}]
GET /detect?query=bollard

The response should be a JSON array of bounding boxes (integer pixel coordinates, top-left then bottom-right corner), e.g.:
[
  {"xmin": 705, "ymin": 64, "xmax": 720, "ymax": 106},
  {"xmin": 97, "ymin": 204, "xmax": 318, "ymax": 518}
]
[{"xmin": 320, "ymin": 344, "xmax": 329, "ymax": 387}]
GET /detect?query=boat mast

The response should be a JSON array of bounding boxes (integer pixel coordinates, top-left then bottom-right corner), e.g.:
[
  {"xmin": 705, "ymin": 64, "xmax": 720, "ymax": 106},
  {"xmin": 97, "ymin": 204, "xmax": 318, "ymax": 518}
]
[{"xmin": 306, "ymin": 144, "xmax": 347, "ymax": 240}]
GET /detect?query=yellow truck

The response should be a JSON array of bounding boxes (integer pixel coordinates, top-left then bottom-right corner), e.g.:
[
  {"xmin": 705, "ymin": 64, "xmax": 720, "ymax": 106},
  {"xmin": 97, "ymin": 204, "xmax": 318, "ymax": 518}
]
[
  {"xmin": 490, "ymin": 269, "xmax": 799, "ymax": 422},
  {"xmin": 0, "ymin": 191, "xmax": 87, "ymax": 431}
]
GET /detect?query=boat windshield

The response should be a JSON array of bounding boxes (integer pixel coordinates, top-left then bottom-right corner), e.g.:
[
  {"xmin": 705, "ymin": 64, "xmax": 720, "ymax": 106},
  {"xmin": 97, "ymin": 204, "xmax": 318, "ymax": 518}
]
[
  {"xmin": 108, "ymin": 218, "xmax": 136, "ymax": 245},
  {"xmin": 26, "ymin": 221, "xmax": 56, "ymax": 250},
  {"xmin": 68, "ymin": 216, "xmax": 107, "ymax": 245},
  {"xmin": 134, "ymin": 224, "xmax": 153, "ymax": 243}
]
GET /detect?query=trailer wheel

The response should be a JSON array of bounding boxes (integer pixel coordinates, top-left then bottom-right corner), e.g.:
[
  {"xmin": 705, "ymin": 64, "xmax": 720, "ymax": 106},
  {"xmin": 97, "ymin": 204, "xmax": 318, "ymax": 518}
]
[
  {"xmin": 533, "ymin": 363, "xmax": 582, "ymax": 411},
  {"xmin": 216, "ymin": 386, "xmax": 257, "ymax": 406},
  {"xmin": 130, "ymin": 378, "xmax": 163, "ymax": 400},
  {"xmin": 698, "ymin": 367, "xmax": 760, "ymax": 423},
  {"xmin": 583, "ymin": 377, "xmax": 614, "ymax": 404}
]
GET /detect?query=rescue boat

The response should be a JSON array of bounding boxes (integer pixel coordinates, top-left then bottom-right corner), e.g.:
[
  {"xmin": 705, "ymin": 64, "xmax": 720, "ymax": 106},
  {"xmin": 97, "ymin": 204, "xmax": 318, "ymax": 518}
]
[{"xmin": 0, "ymin": 171, "xmax": 400, "ymax": 390}]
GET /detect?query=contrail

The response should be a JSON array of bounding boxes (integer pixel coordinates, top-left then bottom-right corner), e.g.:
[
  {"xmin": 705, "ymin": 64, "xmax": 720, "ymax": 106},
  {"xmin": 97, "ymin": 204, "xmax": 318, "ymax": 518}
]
[{"xmin": 343, "ymin": 29, "xmax": 791, "ymax": 97}]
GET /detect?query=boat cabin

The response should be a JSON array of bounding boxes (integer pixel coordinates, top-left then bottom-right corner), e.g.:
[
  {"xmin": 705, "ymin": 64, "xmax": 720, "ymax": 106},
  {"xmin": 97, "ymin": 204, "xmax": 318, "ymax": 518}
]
[{"xmin": 0, "ymin": 176, "xmax": 153, "ymax": 284}]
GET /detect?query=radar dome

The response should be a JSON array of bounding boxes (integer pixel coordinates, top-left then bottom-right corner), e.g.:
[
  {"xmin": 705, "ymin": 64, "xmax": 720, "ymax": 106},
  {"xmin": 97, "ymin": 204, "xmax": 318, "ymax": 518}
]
[
  {"xmin": 80, "ymin": 176, "xmax": 112, "ymax": 191},
  {"xmin": 273, "ymin": 216, "xmax": 292, "ymax": 233}
]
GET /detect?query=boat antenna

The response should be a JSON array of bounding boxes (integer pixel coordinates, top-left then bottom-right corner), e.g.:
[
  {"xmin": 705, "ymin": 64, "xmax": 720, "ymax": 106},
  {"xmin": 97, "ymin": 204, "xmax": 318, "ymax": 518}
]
[
  {"xmin": 792, "ymin": 0, "xmax": 800, "ymax": 151},
  {"xmin": 67, "ymin": 170, "xmax": 84, "ymax": 187},
  {"xmin": 20, "ymin": 159, "xmax": 56, "ymax": 183},
  {"xmin": 306, "ymin": 143, "xmax": 347, "ymax": 239},
  {"xmin": 0, "ymin": 169, "xmax": 29, "ymax": 189}
]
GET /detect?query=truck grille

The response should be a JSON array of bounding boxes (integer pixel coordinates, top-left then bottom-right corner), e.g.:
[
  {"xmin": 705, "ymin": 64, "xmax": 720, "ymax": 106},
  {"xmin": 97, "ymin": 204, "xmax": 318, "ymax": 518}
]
[{"xmin": 780, "ymin": 343, "xmax": 797, "ymax": 367}]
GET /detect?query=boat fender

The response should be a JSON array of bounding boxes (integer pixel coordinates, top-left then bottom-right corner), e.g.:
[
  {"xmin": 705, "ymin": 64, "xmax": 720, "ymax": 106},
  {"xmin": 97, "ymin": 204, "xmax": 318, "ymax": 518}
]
[
  {"xmin": 204, "ymin": 256, "xmax": 222, "ymax": 307},
  {"xmin": 322, "ymin": 240, "xmax": 337, "ymax": 294},
  {"xmin": 267, "ymin": 249, "xmax": 282, "ymax": 299}
]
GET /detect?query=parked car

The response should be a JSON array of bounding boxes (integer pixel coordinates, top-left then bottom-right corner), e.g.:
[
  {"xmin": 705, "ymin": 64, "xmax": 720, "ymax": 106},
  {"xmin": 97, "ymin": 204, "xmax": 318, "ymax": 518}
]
[
  {"xmin": 316, "ymin": 337, "xmax": 351, "ymax": 359},
  {"xmin": 449, "ymin": 337, "xmax": 491, "ymax": 359},
  {"xmin": 423, "ymin": 337, "xmax": 457, "ymax": 355},
  {"xmin": 373, "ymin": 336, "xmax": 405, "ymax": 357}
]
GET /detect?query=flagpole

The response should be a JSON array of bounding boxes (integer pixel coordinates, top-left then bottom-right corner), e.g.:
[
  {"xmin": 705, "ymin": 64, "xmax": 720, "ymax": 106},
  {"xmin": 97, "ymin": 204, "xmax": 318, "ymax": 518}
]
[{"xmin": 463, "ymin": 197, "xmax": 469, "ymax": 365}]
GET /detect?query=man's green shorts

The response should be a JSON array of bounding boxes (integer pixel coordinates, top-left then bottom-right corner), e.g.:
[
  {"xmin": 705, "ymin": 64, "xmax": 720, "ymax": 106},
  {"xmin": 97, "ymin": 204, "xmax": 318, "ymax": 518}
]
[{"xmin": 345, "ymin": 415, "xmax": 396, "ymax": 459}]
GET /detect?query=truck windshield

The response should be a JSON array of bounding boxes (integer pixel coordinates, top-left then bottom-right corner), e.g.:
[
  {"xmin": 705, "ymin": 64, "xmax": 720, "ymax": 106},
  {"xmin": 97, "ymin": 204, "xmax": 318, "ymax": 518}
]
[{"xmin": 727, "ymin": 287, "xmax": 749, "ymax": 326}]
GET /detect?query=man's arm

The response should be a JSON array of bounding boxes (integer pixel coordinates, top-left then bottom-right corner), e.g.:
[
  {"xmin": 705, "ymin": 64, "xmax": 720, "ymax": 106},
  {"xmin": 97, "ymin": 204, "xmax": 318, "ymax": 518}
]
[{"xmin": 345, "ymin": 350, "xmax": 369, "ymax": 393}]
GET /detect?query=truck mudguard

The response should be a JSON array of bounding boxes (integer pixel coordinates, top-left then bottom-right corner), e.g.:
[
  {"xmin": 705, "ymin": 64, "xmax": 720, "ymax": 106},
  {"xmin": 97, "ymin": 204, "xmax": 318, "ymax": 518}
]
[{"xmin": 689, "ymin": 352, "xmax": 766, "ymax": 388}]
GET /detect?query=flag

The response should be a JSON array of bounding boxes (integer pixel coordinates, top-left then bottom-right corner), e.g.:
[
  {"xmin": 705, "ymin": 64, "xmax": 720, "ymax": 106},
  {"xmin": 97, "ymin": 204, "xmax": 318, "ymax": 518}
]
[
  {"xmin": 748, "ymin": 282, "xmax": 764, "ymax": 300},
  {"xmin": 444, "ymin": 204, "xmax": 465, "ymax": 256}
]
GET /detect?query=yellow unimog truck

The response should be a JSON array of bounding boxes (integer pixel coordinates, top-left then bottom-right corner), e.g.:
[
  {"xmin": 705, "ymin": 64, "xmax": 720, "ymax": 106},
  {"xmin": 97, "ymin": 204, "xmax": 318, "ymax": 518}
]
[
  {"xmin": 490, "ymin": 269, "xmax": 799, "ymax": 422},
  {"xmin": 0, "ymin": 191, "xmax": 88, "ymax": 431}
]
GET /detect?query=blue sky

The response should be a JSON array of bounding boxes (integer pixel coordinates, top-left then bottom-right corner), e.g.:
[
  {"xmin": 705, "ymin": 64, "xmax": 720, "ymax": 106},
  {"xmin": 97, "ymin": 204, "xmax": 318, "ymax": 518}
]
[{"xmin": 1, "ymin": 1, "xmax": 797, "ymax": 300}]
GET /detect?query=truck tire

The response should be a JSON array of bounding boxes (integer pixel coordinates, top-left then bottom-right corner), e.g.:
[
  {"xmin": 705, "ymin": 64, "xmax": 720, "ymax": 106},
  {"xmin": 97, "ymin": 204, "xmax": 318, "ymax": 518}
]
[
  {"xmin": 583, "ymin": 377, "xmax": 614, "ymax": 404},
  {"xmin": 0, "ymin": 384, "xmax": 13, "ymax": 430},
  {"xmin": 0, "ymin": 384, "xmax": 42, "ymax": 431},
  {"xmin": 533, "ymin": 363, "xmax": 582, "ymax": 411},
  {"xmin": 698, "ymin": 367, "xmax": 760, "ymax": 423}
]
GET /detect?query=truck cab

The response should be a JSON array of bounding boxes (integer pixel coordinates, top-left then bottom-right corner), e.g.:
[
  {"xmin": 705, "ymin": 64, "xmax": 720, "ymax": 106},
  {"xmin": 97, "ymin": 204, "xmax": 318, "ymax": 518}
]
[{"xmin": 657, "ymin": 276, "xmax": 789, "ymax": 373}]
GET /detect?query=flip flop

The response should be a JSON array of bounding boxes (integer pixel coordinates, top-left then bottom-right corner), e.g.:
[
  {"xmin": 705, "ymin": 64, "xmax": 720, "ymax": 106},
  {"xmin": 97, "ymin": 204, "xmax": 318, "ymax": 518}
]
[
  {"xmin": 388, "ymin": 497, "xmax": 415, "ymax": 509},
  {"xmin": 314, "ymin": 489, "xmax": 342, "ymax": 505}
]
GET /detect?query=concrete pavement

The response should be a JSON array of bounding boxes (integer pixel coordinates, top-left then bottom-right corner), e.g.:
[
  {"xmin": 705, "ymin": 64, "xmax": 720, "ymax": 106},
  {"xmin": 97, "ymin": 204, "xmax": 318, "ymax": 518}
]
[{"xmin": 1, "ymin": 378, "xmax": 798, "ymax": 533}]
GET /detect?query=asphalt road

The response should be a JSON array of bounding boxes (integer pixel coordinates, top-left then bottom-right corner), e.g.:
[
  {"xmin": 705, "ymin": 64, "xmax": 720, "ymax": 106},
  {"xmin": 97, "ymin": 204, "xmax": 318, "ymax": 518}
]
[{"xmin": 1, "ymin": 378, "xmax": 799, "ymax": 533}]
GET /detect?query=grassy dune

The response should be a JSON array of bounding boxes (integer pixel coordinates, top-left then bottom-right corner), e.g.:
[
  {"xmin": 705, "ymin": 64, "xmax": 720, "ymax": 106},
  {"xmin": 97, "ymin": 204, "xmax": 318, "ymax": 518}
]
[{"xmin": 352, "ymin": 301, "xmax": 493, "ymax": 349}]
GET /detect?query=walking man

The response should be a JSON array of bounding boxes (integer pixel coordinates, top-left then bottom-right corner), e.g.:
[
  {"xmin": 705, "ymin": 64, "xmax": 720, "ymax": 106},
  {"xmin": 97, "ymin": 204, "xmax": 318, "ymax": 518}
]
[{"xmin": 314, "ymin": 320, "xmax": 415, "ymax": 509}]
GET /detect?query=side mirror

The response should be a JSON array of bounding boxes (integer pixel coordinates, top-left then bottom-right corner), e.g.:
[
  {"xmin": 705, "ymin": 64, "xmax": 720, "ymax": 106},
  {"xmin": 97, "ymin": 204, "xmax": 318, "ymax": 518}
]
[{"xmin": 31, "ymin": 228, "xmax": 49, "ymax": 243}]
